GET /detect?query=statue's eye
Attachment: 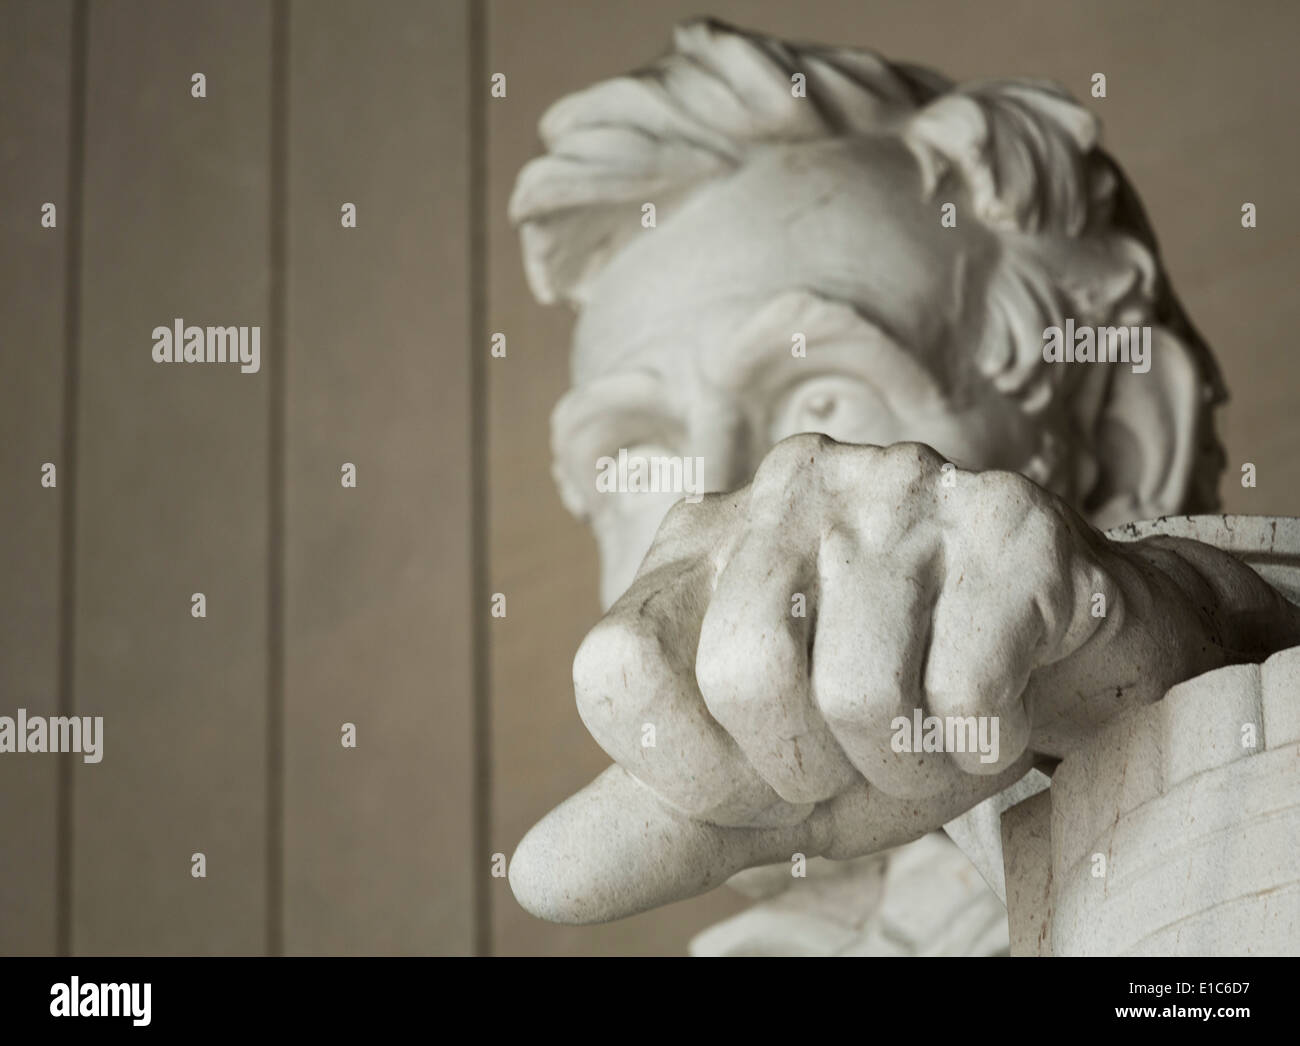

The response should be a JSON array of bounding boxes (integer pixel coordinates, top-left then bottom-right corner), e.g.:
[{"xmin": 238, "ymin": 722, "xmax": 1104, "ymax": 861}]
[
  {"xmin": 769, "ymin": 375, "xmax": 889, "ymax": 446},
  {"xmin": 803, "ymin": 393, "xmax": 837, "ymax": 421}
]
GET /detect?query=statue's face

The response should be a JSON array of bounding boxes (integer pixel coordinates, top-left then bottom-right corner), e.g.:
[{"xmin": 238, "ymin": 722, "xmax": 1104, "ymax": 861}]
[{"xmin": 552, "ymin": 135, "xmax": 1049, "ymax": 608}]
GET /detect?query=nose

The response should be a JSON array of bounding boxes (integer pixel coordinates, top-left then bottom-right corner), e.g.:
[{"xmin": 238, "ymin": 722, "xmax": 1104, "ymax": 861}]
[
  {"xmin": 595, "ymin": 401, "xmax": 753, "ymax": 611},
  {"xmin": 596, "ymin": 493, "xmax": 679, "ymax": 610},
  {"xmin": 687, "ymin": 398, "xmax": 753, "ymax": 495}
]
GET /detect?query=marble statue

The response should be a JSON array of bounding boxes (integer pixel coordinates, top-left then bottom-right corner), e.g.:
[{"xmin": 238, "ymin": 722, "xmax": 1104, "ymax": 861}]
[{"xmin": 504, "ymin": 18, "xmax": 1300, "ymax": 956}]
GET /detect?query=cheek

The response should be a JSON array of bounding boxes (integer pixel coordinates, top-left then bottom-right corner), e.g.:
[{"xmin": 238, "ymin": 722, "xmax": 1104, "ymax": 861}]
[{"xmin": 891, "ymin": 401, "xmax": 1040, "ymax": 472}]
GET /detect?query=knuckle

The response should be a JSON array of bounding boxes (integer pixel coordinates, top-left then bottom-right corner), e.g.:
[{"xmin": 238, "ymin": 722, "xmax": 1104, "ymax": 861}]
[
  {"xmin": 857, "ymin": 443, "xmax": 943, "ymax": 526},
  {"xmin": 647, "ymin": 495, "xmax": 709, "ymax": 555},
  {"xmin": 752, "ymin": 433, "xmax": 835, "ymax": 496},
  {"xmin": 652, "ymin": 488, "xmax": 741, "ymax": 547},
  {"xmin": 971, "ymin": 467, "xmax": 1040, "ymax": 515},
  {"xmin": 879, "ymin": 440, "xmax": 945, "ymax": 480},
  {"xmin": 656, "ymin": 493, "xmax": 699, "ymax": 535},
  {"xmin": 643, "ymin": 491, "xmax": 749, "ymax": 577},
  {"xmin": 1021, "ymin": 507, "xmax": 1077, "ymax": 581},
  {"xmin": 969, "ymin": 470, "xmax": 1072, "ymax": 560}
]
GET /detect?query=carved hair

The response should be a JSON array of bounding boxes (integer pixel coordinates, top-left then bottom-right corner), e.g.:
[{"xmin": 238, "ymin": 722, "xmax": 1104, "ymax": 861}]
[{"xmin": 510, "ymin": 18, "xmax": 1225, "ymax": 516}]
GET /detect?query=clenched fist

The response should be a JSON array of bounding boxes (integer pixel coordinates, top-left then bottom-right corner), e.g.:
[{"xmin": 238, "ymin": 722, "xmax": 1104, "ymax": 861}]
[{"xmin": 511, "ymin": 435, "xmax": 1300, "ymax": 923}]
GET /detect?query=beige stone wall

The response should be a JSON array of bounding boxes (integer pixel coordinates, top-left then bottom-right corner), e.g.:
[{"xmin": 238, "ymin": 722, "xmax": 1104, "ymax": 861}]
[{"xmin": 0, "ymin": 0, "xmax": 475, "ymax": 955}]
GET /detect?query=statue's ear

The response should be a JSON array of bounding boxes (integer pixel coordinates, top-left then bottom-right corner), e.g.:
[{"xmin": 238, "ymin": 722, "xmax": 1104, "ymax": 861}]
[{"xmin": 1085, "ymin": 326, "xmax": 1204, "ymax": 529}]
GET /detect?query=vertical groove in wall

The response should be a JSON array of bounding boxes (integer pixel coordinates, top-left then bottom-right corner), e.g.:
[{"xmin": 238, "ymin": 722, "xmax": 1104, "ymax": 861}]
[
  {"xmin": 469, "ymin": 0, "xmax": 492, "ymax": 957},
  {"xmin": 56, "ymin": 0, "xmax": 89, "ymax": 959},
  {"xmin": 267, "ymin": 0, "xmax": 289, "ymax": 958}
]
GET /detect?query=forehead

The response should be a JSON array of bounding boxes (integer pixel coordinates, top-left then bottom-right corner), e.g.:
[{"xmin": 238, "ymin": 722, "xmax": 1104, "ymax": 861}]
[{"xmin": 572, "ymin": 135, "xmax": 994, "ymax": 383}]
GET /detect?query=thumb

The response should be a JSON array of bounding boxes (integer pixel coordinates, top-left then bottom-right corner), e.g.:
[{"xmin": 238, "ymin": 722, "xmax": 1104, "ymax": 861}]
[
  {"xmin": 508, "ymin": 765, "xmax": 816, "ymax": 924},
  {"xmin": 509, "ymin": 753, "xmax": 1039, "ymax": 924}
]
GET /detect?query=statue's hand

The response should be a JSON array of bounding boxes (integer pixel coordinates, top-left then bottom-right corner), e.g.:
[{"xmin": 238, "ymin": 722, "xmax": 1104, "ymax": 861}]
[{"xmin": 509, "ymin": 435, "xmax": 1300, "ymax": 923}]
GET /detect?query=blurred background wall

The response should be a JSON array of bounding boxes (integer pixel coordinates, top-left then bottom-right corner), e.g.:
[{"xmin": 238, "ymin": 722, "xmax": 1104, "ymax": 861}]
[
  {"xmin": 1, "ymin": 0, "xmax": 1296, "ymax": 956},
  {"xmin": 1, "ymin": 0, "xmax": 475, "ymax": 955}
]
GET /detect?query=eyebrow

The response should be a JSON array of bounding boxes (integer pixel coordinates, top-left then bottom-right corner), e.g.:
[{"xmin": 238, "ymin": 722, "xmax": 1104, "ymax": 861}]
[
  {"xmin": 699, "ymin": 299, "xmax": 918, "ymax": 395},
  {"xmin": 551, "ymin": 367, "xmax": 677, "ymax": 443}
]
